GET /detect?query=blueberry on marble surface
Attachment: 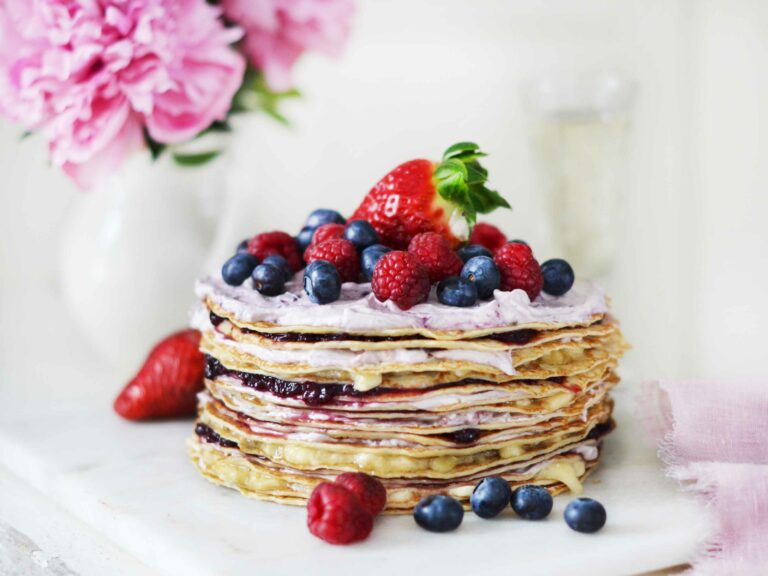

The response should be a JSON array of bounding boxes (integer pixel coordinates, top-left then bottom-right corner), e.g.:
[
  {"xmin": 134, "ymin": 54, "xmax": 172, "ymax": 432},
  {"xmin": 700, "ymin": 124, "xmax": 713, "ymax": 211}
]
[
  {"xmin": 564, "ymin": 498, "xmax": 606, "ymax": 533},
  {"xmin": 510, "ymin": 485, "xmax": 553, "ymax": 520},
  {"xmin": 470, "ymin": 477, "xmax": 512, "ymax": 519},
  {"xmin": 413, "ymin": 495, "xmax": 464, "ymax": 532}
]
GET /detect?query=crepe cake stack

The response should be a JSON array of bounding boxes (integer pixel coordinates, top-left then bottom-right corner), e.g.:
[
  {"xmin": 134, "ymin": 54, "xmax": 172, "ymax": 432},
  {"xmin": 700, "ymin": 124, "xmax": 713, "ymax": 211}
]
[{"xmin": 188, "ymin": 274, "xmax": 627, "ymax": 512}]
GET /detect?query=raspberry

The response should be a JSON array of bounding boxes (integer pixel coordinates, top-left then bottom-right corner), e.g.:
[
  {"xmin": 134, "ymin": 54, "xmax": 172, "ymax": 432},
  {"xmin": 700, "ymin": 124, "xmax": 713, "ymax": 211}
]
[
  {"xmin": 493, "ymin": 242, "xmax": 543, "ymax": 300},
  {"xmin": 247, "ymin": 231, "xmax": 303, "ymax": 272},
  {"xmin": 311, "ymin": 223, "xmax": 345, "ymax": 247},
  {"xmin": 307, "ymin": 483, "xmax": 374, "ymax": 545},
  {"xmin": 371, "ymin": 251, "xmax": 430, "ymax": 310},
  {"xmin": 470, "ymin": 222, "xmax": 507, "ymax": 252},
  {"xmin": 407, "ymin": 232, "xmax": 463, "ymax": 283},
  {"xmin": 334, "ymin": 473, "xmax": 387, "ymax": 516},
  {"xmin": 304, "ymin": 239, "xmax": 360, "ymax": 283}
]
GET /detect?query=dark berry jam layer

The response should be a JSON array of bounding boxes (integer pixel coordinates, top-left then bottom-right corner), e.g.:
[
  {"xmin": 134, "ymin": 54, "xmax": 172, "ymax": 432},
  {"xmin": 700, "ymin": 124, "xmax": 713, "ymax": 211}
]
[
  {"xmin": 195, "ymin": 423, "xmax": 238, "ymax": 448},
  {"xmin": 209, "ymin": 312, "xmax": 538, "ymax": 345},
  {"xmin": 205, "ymin": 356, "xmax": 392, "ymax": 406}
]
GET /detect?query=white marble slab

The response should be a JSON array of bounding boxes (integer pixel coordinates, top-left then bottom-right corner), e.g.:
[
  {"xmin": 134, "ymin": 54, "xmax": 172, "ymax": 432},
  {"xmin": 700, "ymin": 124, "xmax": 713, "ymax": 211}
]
[{"xmin": 0, "ymin": 262, "xmax": 708, "ymax": 576}]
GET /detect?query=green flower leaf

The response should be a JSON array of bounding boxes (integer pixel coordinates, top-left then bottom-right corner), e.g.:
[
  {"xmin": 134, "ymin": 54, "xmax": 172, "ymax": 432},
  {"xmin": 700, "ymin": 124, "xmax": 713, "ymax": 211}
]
[{"xmin": 172, "ymin": 150, "xmax": 221, "ymax": 167}]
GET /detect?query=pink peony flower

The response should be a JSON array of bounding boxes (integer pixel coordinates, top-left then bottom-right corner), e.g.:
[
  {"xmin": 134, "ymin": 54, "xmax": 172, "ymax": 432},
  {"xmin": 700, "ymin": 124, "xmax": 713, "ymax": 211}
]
[
  {"xmin": 221, "ymin": 0, "xmax": 354, "ymax": 92},
  {"xmin": 0, "ymin": 0, "xmax": 246, "ymax": 189}
]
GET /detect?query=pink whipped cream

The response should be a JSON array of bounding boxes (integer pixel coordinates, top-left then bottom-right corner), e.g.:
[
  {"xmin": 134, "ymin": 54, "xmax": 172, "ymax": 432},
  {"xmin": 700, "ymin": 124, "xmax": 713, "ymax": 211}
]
[{"xmin": 195, "ymin": 275, "xmax": 607, "ymax": 333}]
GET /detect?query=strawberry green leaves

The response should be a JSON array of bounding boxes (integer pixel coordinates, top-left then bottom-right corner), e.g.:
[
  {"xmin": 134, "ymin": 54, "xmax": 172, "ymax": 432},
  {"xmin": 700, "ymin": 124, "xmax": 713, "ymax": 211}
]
[{"xmin": 433, "ymin": 142, "xmax": 510, "ymax": 228}]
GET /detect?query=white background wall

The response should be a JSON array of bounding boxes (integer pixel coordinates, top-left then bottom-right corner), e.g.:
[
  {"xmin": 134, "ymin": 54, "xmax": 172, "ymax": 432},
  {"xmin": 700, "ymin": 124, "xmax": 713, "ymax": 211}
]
[{"xmin": 1, "ymin": 0, "xmax": 766, "ymax": 380}]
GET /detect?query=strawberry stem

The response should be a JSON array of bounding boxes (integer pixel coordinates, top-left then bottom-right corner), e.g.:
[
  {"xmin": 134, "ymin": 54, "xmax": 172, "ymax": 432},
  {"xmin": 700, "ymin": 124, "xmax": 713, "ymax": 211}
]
[{"xmin": 433, "ymin": 142, "xmax": 510, "ymax": 228}]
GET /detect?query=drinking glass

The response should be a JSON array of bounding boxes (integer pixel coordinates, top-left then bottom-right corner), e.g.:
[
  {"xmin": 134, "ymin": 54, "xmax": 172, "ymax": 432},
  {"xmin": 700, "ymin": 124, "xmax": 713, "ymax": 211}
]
[{"xmin": 523, "ymin": 75, "xmax": 636, "ymax": 277}]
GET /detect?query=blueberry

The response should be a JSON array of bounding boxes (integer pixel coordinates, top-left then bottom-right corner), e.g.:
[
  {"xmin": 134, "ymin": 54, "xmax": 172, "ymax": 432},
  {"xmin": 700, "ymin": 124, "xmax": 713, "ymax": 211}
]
[
  {"xmin": 456, "ymin": 244, "xmax": 492, "ymax": 263},
  {"xmin": 221, "ymin": 253, "xmax": 258, "ymax": 286},
  {"xmin": 437, "ymin": 277, "xmax": 477, "ymax": 307},
  {"xmin": 510, "ymin": 239, "xmax": 528, "ymax": 245},
  {"xmin": 303, "ymin": 260, "xmax": 341, "ymax": 304},
  {"xmin": 236, "ymin": 238, "xmax": 250, "ymax": 254},
  {"xmin": 510, "ymin": 485, "xmax": 553, "ymax": 520},
  {"xmin": 460, "ymin": 256, "xmax": 500, "ymax": 299},
  {"xmin": 564, "ymin": 498, "xmax": 606, "ymax": 533},
  {"xmin": 252, "ymin": 263, "xmax": 286, "ymax": 296},
  {"xmin": 306, "ymin": 208, "xmax": 345, "ymax": 229},
  {"xmin": 541, "ymin": 258, "xmax": 575, "ymax": 296},
  {"xmin": 343, "ymin": 220, "xmax": 380, "ymax": 251},
  {"xmin": 262, "ymin": 255, "xmax": 293, "ymax": 282},
  {"xmin": 413, "ymin": 495, "xmax": 464, "ymax": 532},
  {"xmin": 470, "ymin": 477, "xmax": 512, "ymax": 519},
  {"xmin": 360, "ymin": 244, "xmax": 392, "ymax": 282},
  {"xmin": 295, "ymin": 226, "xmax": 315, "ymax": 254}
]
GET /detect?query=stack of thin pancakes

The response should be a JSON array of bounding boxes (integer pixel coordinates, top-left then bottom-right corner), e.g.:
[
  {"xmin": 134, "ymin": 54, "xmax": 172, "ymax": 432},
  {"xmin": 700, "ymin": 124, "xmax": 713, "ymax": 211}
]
[{"xmin": 189, "ymin": 276, "xmax": 628, "ymax": 512}]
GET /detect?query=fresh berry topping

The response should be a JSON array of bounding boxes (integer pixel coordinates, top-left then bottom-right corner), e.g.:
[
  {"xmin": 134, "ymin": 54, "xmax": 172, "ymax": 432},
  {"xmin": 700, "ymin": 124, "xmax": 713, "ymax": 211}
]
[
  {"xmin": 563, "ymin": 497, "xmax": 606, "ymax": 533},
  {"xmin": 351, "ymin": 143, "xmax": 509, "ymax": 249},
  {"xmin": 470, "ymin": 477, "xmax": 512, "ymax": 519},
  {"xmin": 460, "ymin": 255, "xmax": 500, "ymax": 299},
  {"xmin": 295, "ymin": 226, "xmax": 315, "ymax": 254},
  {"xmin": 247, "ymin": 231, "xmax": 303, "ymax": 272},
  {"xmin": 436, "ymin": 277, "xmax": 477, "ymax": 307},
  {"xmin": 252, "ymin": 264, "xmax": 286, "ymax": 296},
  {"xmin": 221, "ymin": 253, "xmax": 258, "ymax": 286},
  {"xmin": 361, "ymin": 244, "xmax": 392, "ymax": 282},
  {"xmin": 304, "ymin": 239, "xmax": 360, "ymax": 283},
  {"xmin": 470, "ymin": 222, "xmax": 507, "ymax": 252},
  {"xmin": 236, "ymin": 239, "xmax": 249, "ymax": 254},
  {"xmin": 510, "ymin": 485, "xmax": 553, "ymax": 520},
  {"xmin": 510, "ymin": 239, "xmax": 528, "ymax": 245},
  {"xmin": 306, "ymin": 208, "xmax": 346, "ymax": 229},
  {"xmin": 456, "ymin": 244, "xmax": 492, "ymax": 263},
  {"xmin": 262, "ymin": 254, "xmax": 293, "ymax": 282},
  {"xmin": 493, "ymin": 242, "xmax": 543, "ymax": 300},
  {"xmin": 334, "ymin": 473, "xmax": 387, "ymax": 516},
  {"xmin": 343, "ymin": 220, "xmax": 380, "ymax": 251},
  {"xmin": 413, "ymin": 494, "xmax": 464, "ymax": 532},
  {"xmin": 541, "ymin": 258, "xmax": 575, "ymax": 296},
  {"xmin": 310, "ymin": 223, "xmax": 346, "ymax": 248},
  {"xmin": 304, "ymin": 260, "xmax": 342, "ymax": 304},
  {"xmin": 407, "ymin": 232, "xmax": 463, "ymax": 283},
  {"xmin": 371, "ymin": 251, "xmax": 430, "ymax": 310},
  {"xmin": 307, "ymin": 482, "xmax": 374, "ymax": 545},
  {"xmin": 114, "ymin": 329, "xmax": 204, "ymax": 420}
]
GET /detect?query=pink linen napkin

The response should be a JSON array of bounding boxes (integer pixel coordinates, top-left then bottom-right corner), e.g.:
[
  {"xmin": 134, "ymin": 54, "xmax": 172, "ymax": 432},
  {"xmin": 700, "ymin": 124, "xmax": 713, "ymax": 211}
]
[{"xmin": 640, "ymin": 380, "xmax": 768, "ymax": 575}]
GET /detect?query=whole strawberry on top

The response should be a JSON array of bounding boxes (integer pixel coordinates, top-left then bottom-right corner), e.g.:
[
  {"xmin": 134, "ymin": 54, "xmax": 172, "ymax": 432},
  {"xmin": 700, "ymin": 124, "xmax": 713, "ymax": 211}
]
[{"xmin": 351, "ymin": 143, "xmax": 510, "ymax": 249}]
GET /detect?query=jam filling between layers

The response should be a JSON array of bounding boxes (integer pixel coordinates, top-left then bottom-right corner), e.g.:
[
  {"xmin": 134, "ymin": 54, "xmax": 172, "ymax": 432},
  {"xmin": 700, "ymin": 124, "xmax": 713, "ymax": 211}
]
[
  {"xmin": 205, "ymin": 355, "xmax": 568, "ymax": 407},
  {"xmin": 210, "ymin": 312, "xmax": 539, "ymax": 345}
]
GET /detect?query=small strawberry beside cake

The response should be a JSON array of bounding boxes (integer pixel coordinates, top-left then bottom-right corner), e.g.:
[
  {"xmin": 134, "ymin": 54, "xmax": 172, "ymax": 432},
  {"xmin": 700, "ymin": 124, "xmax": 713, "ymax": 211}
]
[{"xmin": 187, "ymin": 143, "xmax": 627, "ymax": 529}]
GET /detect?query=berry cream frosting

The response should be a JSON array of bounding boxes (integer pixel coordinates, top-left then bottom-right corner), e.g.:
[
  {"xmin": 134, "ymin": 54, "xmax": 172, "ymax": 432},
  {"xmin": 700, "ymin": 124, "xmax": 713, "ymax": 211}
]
[{"xmin": 195, "ymin": 276, "xmax": 608, "ymax": 333}]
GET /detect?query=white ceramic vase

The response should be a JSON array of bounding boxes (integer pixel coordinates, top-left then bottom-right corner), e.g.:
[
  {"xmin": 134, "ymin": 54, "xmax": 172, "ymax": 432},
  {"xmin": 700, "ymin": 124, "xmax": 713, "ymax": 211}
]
[{"xmin": 58, "ymin": 150, "xmax": 228, "ymax": 373}]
